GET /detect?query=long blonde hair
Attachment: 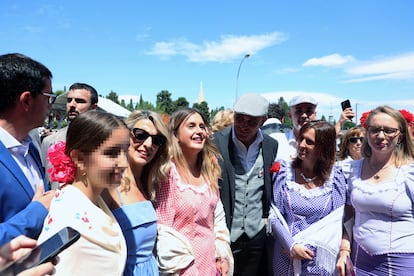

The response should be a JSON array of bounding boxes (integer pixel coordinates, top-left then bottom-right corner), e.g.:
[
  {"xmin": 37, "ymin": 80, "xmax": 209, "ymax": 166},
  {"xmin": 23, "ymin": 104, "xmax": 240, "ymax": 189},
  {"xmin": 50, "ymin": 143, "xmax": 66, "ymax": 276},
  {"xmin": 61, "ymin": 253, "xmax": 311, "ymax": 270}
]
[
  {"xmin": 168, "ymin": 108, "xmax": 222, "ymax": 191},
  {"xmin": 123, "ymin": 110, "xmax": 169, "ymax": 200}
]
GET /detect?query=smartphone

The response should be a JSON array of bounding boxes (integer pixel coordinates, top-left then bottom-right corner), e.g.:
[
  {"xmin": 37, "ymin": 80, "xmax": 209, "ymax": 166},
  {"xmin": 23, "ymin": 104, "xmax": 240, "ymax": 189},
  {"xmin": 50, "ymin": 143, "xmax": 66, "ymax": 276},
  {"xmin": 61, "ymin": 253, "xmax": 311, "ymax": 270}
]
[
  {"xmin": 341, "ymin": 99, "xmax": 354, "ymax": 120},
  {"xmin": 0, "ymin": 227, "xmax": 80, "ymax": 275},
  {"xmin": 341, "ymin": 99, "xmax": 351, "ymax": 111}
]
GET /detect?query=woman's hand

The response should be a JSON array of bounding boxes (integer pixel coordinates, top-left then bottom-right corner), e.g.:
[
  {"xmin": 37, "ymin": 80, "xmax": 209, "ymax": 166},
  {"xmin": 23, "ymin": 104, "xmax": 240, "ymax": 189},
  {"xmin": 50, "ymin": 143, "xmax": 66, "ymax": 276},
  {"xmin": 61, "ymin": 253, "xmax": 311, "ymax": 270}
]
[
  {"xmin": 290, "ymin": 244, "xmax": 314, "ymax": 260},
  {"xmin": 216, "ymin": 257, "xmax": 229, "ymax": 276},
  {"xmin": 336, "ymin": 250, "xmax": 350, "ymax": 276}
]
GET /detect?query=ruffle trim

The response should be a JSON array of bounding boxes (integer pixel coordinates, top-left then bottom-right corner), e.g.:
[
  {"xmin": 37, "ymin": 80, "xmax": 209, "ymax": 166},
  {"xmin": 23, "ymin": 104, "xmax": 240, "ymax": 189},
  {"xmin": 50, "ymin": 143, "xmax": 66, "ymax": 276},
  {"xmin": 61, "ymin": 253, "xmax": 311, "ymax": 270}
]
[
  {"xmin": 276, "ymin": 159, "xmax": 340, "ymax": 199},
  {"xmin": 170, "ymin": 162, "xmax": 209, "ymax": 194},
  {"xmin": 349, "ymin": 160, "xmax": 412, "ymax": 195}
]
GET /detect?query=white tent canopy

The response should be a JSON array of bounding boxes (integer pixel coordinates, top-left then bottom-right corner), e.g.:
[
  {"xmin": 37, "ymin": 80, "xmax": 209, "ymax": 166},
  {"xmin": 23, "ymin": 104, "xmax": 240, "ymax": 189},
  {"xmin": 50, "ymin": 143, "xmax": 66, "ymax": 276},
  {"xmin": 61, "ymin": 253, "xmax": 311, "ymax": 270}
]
[{"xmin": 52, "ymin": 92, "xmax": 131, "ymax": 118}]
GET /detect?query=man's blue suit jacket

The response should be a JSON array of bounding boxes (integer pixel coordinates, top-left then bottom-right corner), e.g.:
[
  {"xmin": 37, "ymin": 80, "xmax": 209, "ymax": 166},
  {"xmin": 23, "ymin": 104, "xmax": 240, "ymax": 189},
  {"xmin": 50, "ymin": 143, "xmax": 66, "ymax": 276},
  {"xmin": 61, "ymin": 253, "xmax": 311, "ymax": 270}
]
[{"xmin": 0, "ymin": 140, "xmax": 49, "ymax": 246}]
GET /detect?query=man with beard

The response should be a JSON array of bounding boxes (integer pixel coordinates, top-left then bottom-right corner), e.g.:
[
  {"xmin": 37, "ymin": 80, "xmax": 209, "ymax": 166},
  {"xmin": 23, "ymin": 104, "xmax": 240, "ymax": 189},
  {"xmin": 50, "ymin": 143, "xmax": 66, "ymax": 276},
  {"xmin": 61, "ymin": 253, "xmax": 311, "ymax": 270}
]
[
  {"xmin": 276, "ymin": 95, "xmax": 318, "ymax": 161},
  {"xmin": 213, "ymin": 93, "xmax": 278, "ymax": 276},
  {"xmin": 41, "ymin": 82, "xmax": 98, "ymax": 189}
]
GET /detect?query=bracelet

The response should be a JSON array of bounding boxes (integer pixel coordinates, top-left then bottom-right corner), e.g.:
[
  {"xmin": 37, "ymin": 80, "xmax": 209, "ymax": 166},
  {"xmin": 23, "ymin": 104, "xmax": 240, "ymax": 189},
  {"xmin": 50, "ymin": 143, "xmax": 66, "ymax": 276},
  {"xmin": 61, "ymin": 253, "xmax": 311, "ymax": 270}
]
[{"xmin": 339, "ymin": 248, "xmax": 351, "ymax": 253}]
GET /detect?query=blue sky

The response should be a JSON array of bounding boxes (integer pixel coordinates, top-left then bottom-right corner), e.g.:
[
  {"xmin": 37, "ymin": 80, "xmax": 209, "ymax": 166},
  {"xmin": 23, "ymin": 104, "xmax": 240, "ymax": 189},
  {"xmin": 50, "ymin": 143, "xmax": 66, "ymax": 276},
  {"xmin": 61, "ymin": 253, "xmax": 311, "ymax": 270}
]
[{"xmin": 2, "ymin": 0, "xmax": 414, "ymax": 122}]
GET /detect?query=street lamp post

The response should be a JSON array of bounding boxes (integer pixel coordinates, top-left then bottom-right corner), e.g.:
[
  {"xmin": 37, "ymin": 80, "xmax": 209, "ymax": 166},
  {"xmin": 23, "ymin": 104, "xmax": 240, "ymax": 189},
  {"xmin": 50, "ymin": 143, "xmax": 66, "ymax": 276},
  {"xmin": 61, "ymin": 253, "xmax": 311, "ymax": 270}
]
[{"xmin": 235, "ymin": 54, "xmax": 250, "ymax": 101}]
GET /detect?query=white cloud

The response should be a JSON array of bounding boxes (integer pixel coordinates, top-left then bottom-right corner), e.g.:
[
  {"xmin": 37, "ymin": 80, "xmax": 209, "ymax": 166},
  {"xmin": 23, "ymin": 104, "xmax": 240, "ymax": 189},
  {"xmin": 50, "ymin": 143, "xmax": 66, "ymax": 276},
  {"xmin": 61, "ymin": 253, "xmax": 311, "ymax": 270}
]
[
  {"xmin": 146, "ymin": 32, "xmax": 287, "ymax": 62},
  {"xmin": 303, "ymin": 54, "xmax": 354, "ymax": 67},
  {"xmin": 343, "ymin": 71, "xmax": 414, "ymax": 83},
  {"xmin": 344, "ymin": 52, "xmax": 414, "ymax": 82}
]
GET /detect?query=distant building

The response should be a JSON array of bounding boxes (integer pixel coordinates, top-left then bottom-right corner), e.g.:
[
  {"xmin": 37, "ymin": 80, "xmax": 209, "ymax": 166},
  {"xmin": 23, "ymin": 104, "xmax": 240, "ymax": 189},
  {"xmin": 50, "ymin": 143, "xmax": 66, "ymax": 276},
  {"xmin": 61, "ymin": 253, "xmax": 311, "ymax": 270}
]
[{"xmin": 197, "ymin": 81, "xmax": 206, "ymax": 103}]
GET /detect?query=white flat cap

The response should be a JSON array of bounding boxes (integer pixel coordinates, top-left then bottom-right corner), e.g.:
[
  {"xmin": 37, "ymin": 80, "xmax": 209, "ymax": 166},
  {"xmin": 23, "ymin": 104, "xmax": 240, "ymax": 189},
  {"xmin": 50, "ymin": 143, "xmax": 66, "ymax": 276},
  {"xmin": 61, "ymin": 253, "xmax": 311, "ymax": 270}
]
[
  {"xmin": 234, "ymin": 93, "xmax": 268, "ymax": 116},
  {"xmin": 289, "ymin": 94, "xmax": 318, "ymax": 107}
]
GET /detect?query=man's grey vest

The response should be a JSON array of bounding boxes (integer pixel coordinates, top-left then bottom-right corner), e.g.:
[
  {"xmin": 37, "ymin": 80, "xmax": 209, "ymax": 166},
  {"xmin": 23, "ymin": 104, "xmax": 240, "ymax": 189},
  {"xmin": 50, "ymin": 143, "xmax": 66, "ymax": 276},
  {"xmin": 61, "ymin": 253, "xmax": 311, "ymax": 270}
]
[{"xmin": 230, "ymin": 148, "xmax": 265, "ymax": 242}]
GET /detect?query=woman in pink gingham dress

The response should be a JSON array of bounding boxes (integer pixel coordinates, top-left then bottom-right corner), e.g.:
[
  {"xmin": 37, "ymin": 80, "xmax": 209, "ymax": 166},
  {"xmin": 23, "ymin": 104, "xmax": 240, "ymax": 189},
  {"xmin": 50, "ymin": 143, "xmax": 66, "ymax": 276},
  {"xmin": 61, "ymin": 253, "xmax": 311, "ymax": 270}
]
[{"xmin": 155, "ymin": 108, "xmax": 233, "ymax": 276}]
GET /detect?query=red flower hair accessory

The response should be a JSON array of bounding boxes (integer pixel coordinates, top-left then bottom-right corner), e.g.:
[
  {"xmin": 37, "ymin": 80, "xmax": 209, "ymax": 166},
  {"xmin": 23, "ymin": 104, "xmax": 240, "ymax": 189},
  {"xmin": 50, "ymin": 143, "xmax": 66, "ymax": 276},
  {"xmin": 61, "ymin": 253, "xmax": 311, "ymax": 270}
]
[
  {"xmin": 399, "ymin": 109, "xmax": 414, "ymax": 124},
  {"xmin": 359, "ymin": 110, "xmax": 373, "ymax": 128},
  {"xmin": 270, "ymin": 161, "xmax": 281, "ymax": 173},
  {"xmin": 47, "ymin": 141, "xmax": 76, "ymax": 184}
]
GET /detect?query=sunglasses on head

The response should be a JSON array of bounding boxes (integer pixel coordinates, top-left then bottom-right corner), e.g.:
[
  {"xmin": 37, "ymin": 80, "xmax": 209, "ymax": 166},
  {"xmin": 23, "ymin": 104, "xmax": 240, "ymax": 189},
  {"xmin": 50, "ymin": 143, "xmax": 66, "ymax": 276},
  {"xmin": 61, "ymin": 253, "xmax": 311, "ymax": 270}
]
[
  {"xmin": 131, "ymin": 128, "xmax": 166, "ymax": 147},
  {"xmin": 349, "ymin": 137, "xmax": 364, "ymax": 143}
]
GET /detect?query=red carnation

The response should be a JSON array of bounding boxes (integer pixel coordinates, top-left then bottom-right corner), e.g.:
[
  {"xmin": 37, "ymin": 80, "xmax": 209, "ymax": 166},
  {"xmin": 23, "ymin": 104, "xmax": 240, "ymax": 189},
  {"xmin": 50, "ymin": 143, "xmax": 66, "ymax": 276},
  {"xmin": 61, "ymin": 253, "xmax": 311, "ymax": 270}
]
[
  {"xmin": 47, "ymin": 141, "xmax": 76, "ymax": 184},
  {"xmin": 270, "ymin": 162, "xmax": 281, "ymax": 173},
  {"xmin": 359, "ymin": 110, "xmax": 373, "ymax": 128},
  {"xmin": 399, "ymin": 109, "xmax": 414, "ymax": 124}
]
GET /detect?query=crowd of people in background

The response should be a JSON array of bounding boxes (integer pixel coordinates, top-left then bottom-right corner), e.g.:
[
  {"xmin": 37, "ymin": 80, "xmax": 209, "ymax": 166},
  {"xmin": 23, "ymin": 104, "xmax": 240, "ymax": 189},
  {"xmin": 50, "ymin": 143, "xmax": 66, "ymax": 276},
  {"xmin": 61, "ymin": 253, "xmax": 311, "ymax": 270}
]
[{"xmin": 2, "ymin": 52, "xmax": 414, "ymax": 276}]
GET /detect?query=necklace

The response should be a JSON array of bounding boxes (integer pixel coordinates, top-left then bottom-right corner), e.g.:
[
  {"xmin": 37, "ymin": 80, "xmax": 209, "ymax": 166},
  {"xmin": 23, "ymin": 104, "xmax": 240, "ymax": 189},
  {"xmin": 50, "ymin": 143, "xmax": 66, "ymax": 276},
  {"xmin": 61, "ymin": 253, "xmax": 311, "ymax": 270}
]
[
  {"xmin": 368, "ymin": 161, "xmax": 393, "ymax": 180},
  {"xmin": 300, "ymin": 172, "xmax": 317, "ymax": 183}
]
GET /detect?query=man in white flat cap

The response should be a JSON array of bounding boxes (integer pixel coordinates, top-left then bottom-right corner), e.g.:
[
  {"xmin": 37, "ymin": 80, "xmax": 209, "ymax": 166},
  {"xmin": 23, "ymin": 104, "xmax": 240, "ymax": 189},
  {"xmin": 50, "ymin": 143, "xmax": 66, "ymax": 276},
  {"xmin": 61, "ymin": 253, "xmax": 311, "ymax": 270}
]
[
  {"xmin": 276, "ymin": 94, "xmax": 318, "ymax": 161},
  {"xmin": 213, "ymin": 93, "xmax": 278, "ymax": 276}
]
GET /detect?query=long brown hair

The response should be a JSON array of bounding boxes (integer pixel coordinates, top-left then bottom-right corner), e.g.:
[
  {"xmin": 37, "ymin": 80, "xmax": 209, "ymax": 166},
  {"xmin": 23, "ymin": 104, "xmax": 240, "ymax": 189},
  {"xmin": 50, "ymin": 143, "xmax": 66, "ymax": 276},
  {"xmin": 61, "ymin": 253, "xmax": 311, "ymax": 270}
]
[
  {"xmin": 168, "ymin": 108, "xmax": 221, "ymax": 191},
  {"xmin": 292, "ymin": 120, "xmax": 337, "ymax": 183}
]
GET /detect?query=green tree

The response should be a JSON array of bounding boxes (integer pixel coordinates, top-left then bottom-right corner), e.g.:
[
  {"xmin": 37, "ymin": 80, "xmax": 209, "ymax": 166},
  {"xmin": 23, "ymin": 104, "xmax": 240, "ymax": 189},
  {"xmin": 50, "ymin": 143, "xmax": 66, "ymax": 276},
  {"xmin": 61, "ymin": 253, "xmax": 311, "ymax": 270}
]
[
  {"xmin": 135, "ymin": 94, "xmax": 155, "ymax": 110},
  {"xmin": 106, "ymin": 90, "xmax": 120, "ymax": 104},
  {"xmin": 156, "ymin": 90, "xmax": 175, "ymax": 115},
  {"xmin": 174, "ymin": 97, "xmax": 189, "ymax": 110},
  {"xmin": 54, "ymin": 90, "xmax": 65, "ymax": 96},
  {"xmin": 120, "ymin": 99, "xmax": 126, "ymax": 108},
  {"xmin": 126, "ymin": 99, "xmax": 134, "ymax": 111},
  {"xmin": 193, "ymin": 101, "xmax": 210, "ymax": 121}
]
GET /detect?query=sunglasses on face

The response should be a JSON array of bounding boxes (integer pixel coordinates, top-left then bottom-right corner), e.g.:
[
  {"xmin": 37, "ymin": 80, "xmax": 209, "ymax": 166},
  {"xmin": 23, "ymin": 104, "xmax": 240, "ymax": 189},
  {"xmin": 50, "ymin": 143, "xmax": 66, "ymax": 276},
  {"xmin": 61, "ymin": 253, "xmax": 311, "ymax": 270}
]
[
  {"xmin": 349, "ymin": 137, "xmax": 364, "ymax": 143},
  {"xmin": 131, "ymin": 128, "xmax": 166, "ymax": 147}
]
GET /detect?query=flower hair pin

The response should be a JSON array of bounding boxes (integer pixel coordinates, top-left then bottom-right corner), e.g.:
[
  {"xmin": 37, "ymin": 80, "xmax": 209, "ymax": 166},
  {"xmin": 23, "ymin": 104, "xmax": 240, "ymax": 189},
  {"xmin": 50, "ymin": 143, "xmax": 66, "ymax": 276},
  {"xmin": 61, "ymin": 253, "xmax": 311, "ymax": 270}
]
[{"xmin": 47, "ymin": 141, "xmax": 76, "ymax": 184}]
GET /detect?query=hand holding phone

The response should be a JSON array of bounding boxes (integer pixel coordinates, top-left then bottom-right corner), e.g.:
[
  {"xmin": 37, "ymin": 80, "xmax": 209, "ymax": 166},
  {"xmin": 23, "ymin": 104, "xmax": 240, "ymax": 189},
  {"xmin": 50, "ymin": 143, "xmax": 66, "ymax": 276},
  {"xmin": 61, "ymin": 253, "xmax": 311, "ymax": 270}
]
[
  {"xmin": 341, "ymin": 100, "xmax": 354, "ymax": 120},
  {"xmin": 0, "ymin": 227, "xmax": 80, "ymax": 275}
]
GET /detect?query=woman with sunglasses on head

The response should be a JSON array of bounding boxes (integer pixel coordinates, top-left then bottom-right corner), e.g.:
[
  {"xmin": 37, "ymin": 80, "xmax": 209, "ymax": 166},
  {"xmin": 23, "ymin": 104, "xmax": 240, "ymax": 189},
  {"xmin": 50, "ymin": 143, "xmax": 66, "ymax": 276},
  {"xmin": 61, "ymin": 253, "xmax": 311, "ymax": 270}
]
[
  {"xmin": 336, "ymin": 126, "xmax": 366, "ymax": 178},
  {"xmin": 154, "ymin": 108, "xmax": 233, "ymax": 276},
  {"xmin": 102, "ymin": 110, "xmax": 169, "ymax": 276},
  {"xmin": 336, "ymin": 105, "xmax": 414, "ymax": 275},
  {"xmin": 270, "ymin": 120, "xmax": 347, "ymax": 275}
]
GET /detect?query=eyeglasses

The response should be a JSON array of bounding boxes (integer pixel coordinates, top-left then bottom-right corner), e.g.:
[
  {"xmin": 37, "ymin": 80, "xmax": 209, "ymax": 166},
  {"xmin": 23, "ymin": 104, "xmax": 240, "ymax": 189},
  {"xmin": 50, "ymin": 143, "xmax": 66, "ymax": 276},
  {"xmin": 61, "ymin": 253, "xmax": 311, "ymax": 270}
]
[
  {"xmin": 349, "ymin": 137, "xmax": 364, "ymax": 143},
  {"xmin": 131, "ymin": 128, "xmax": 166, "ymax": 147},
  {"xmin": 367, "ymin": 126, "xmax": 400, "ymax": 137},
  {"xmin": 67, "ymin": 97, "xmax": 88, "ymax": 104},
  {"xmin": 41, "ymin": 92, "xmax": 57, "ymax": 105}
]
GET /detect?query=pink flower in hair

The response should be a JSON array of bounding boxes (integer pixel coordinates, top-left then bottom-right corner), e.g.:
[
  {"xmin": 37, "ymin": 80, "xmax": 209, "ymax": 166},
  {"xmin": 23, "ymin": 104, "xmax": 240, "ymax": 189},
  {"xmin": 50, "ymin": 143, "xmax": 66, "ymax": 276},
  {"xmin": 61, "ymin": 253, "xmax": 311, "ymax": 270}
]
[{"xmin": 47, "ymin": 141, "xmax": 76, "ymax": 184}]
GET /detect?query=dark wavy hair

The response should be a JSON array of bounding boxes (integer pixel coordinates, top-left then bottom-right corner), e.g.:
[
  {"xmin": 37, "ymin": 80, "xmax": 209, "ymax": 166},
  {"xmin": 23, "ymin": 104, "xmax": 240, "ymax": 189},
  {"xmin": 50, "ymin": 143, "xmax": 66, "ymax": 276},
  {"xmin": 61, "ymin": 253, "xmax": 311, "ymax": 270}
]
[{"xmin": 292, "ymin": 120, "xmax": 337, "ymax": 183}]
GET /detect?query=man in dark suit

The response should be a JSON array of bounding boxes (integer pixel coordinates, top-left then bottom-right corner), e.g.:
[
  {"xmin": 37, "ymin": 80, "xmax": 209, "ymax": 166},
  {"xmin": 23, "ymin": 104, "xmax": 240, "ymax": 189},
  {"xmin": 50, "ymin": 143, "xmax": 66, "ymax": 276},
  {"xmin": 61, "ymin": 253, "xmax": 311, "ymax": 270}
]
[
  {"xmin": 213, "ymin": 93, "xmax": 278, "ymax": 276},
  {"xmin": 0, "ymin": 53, "xmax": 55, "ymax": 245}
]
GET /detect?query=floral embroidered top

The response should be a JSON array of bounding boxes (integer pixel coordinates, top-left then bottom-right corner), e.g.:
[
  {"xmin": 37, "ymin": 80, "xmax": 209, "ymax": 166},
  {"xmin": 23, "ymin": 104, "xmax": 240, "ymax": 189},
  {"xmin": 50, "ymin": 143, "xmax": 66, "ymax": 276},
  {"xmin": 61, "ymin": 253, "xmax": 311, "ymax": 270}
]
[
  {"xmin": 348, "ymin": 159, "xmax": 414, "ymax": 255},
  {"xmin": 38, "ymin": 185, "xmax": 127, "ymax": 276}
]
